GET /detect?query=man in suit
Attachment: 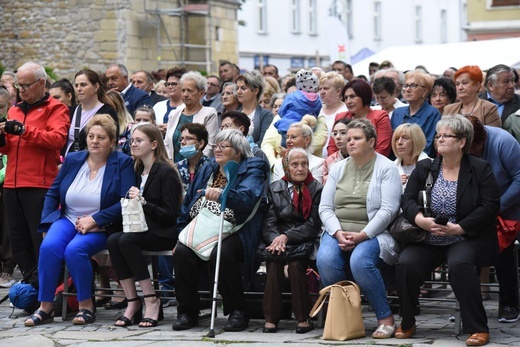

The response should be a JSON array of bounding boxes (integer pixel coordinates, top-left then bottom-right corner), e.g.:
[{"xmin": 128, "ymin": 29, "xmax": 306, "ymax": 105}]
[
  {"xmin": 106, "ymin": 64, "xmax": 151, "ymax": 116},
  {"xmin": 479, "ymin": 64, "xmax": 520, "ymax": 123},
  {"xmin": 131, "ymin": 70, "xmax": 167, "ymax": 106},
  {"xmin": 200, "ymin": 75, "xmax": 223, "ymax": 114}
]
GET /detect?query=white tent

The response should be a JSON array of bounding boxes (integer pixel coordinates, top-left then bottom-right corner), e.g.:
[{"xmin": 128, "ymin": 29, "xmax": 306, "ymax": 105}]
[{"xmin": 353, "ymin": 37, "xmax": 520, "ymax": 76}]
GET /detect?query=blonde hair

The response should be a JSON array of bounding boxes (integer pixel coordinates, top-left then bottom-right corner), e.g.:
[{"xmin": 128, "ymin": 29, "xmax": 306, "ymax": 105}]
[
  {"xmin": 391, "ymin": 123, "xmax": 427, "ymax": 160},
  {"xmin": 85, "ymin": 114, "xmax": 117, "ymax": 149},
  {"xmin": 105, "ymin": 91, "xmax": 133, "ymax": 135}
]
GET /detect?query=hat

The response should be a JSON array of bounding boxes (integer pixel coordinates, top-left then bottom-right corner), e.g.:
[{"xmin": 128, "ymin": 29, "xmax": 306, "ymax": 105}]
[
  {"xmin": 296, "ymin": 69, "xmax": 319, "ymax": 93},
  {"xmin": 9, "ymin": 282, "xmax": 38, "ymax": 310}
]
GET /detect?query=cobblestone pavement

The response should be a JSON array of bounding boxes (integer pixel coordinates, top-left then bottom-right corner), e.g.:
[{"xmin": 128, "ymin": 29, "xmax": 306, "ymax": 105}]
[{"xmin": 0, "ymin": 279, "xmax": 519, "ymax": 346}]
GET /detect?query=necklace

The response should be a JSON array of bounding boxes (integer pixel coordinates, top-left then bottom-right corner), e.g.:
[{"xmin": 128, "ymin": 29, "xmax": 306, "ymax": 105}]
[
  {"xmin": 88, "ymin": 157, "xmax": 105, "ymax": 175},
  {"xmin": 462, "ymin": 99, "xmax": 478, "ymax": 116}
]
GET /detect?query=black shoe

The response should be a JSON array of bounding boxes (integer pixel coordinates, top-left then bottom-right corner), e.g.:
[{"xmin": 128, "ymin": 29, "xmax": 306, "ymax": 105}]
[
  {"xmin": 172, "ymin": 313, "xmax": 198, "ymax": 331},
  {"xmin": 224, "ymin": 309, "xmax": 249, "ymax": 332},
  {"xmin": 296, "ymin": 320, "xmax": 314, "ymax": 334},
  {"xmin": 262, "ymin": 323, "xmax": 278, "ymax": 333},
  {"xmin": 499, "ymin": 306, "xmax": 520, "ymax": 323},
  {"xmin": 105, "ymin": 298, "xmax": 128, "ymax": 310}
]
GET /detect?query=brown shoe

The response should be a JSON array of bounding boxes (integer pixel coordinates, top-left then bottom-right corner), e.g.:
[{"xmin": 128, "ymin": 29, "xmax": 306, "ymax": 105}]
[
  {"xmin": 466, "ymin": 333, "xmax": 489, "ymax": 346},
  {"xmin": 394, "ymin": 324, "xmax": 416, "ymax": 339}
]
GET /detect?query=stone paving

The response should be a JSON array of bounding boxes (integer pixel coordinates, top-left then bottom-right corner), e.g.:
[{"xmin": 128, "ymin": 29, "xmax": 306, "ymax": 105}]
[{"xmin": 0, "ymin": 282, "xmax": 519, "ymax": 346}]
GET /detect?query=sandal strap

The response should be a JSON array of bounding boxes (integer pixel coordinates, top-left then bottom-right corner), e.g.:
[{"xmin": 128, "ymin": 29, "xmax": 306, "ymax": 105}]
[{"xmin": 127, "ymin": 297, "xmax": 140, "ymax": 302}]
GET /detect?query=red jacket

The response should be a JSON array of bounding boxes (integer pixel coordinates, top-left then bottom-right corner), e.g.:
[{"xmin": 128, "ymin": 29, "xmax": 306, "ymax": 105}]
[
  {"xmin": 1, "ymin": 94, "xmax": 70, "ymax": 188},
  {"xmin": 327, "ymin": 109, "xmax": 392, "ymax": 157}
]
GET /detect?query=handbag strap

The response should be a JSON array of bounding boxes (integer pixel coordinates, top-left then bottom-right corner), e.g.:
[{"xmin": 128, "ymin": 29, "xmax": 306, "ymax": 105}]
[
  {"xmin": 308, "ymin": 280, "xmax": 360, "ymax": 317},
  {"xmin": 72, "ymin": 105, "xmax": 82, "ymax": 152}
]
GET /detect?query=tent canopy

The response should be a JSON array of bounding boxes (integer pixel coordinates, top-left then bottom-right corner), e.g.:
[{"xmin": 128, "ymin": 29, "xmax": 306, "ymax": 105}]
[{"xmin": 352, "ymin": 38, "xmax": 520, "ymax": 76}]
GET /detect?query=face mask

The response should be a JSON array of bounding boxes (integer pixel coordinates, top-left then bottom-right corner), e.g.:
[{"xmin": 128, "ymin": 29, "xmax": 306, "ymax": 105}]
[{"xmin": 179, "ymin": 144, "xmax": 198, "ymax": 159}]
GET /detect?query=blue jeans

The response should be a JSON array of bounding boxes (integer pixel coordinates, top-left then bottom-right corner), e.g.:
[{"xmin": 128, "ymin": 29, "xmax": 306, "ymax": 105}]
[
  {"xmin": 38, "ymin": 217, "xmax": 107, "ymax": 302},
  {"xmin": 316, "ymin": 232, "xmax": 392, "ymax": 320}
]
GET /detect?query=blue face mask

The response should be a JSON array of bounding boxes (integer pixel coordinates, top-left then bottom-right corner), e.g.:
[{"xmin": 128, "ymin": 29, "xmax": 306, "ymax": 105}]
[{"xmin": 179, "ymin": 144, "xmax": 199, "ymax": 159}]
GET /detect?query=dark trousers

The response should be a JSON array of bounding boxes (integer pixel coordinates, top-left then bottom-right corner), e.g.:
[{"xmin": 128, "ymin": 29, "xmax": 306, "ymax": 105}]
[
  {"xmin": 496, "ymin": 241, "xmax": 519, "ymax": 310},
  {"xmin": 174, "ymin": 233, "xmax": 245, "ymax": 318},
  {"xmin": 4, "ymin": 188, "xmax": 47, "ymax": 279},
  {"xmin": 0, "ymin": 186, "xmax": 15, "ymax": 274},
  {"xmin": 396, "ymin": 241, "xmax": 488, "ymax": 334},
  {"xmin": 263, "ymin": 259, "xmax": 310, "ymax": 324},
  {"xmin": 107, "ymin": 231, "xmax": 177, "ymax": 281}
]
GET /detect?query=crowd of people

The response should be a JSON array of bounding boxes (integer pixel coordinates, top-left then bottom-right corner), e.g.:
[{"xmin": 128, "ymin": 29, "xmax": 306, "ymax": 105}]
[{"xmin": 0, "ymin": 58, "xmax": 520, "ymax": 347}]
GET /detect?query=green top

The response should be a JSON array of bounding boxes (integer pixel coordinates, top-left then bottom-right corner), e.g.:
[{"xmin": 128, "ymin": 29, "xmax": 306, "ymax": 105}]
[{"xmin": 334, "ymin": 156, "xmax": 376, "ymax": 233}]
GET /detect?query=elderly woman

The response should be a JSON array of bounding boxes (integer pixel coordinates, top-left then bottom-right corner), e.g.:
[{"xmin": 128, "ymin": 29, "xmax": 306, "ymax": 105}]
[
  {"xmin": 153, "ymin": 67, "xmax": 187, "ymax": 127},
  {"xmin": 443, "ymin": 66, "xmax": 501, "ymax": 127},
  {"xmin": 328, "ymin": 79, "xmax": 392, "ymax": 157},
  {"xmin": 64, "ymin": 69, "xmax": 118, "ymax": 155},
  {"xmin": 24, "ymin": 114, "xmax": 135, "ymax": 326},
  {"xmin": 221, "ymin": 82, "xmax": 241, "ymax": 115},
  {"xmin": 257, "ymin": 148, "xmax": 322, "ymax": 334},
  {"xmin": 236, "ymin": 71, "xmax": 274, "ymax": 146},
  {"xmin": 372, "ymin": 76, "xmax": 406, "ymax": 119},
  {"xmin": 165, "ymin": 71, "xmax": 218, "ymax": 162},
  {"xmin": 392, "ymin": 123, "xmax": 428, "ymax": 190},
  {"xmin": 172, "ymin": 129, "xmax": 269, "ymax": 332},
  {"xmin": 319, "ymin": 72, "xmax": 347, "ymax": 158},
  {"xmin": 272, "ymin": 121, "xmax": 324, "ymax": 183},
  {"xmin": 175, "ymin": 122, "xmax": 210, "ymax": 194},
  {"xmin": 430, "ymin": 77, "xmax": 457, "ymax": 115},
  {"xmin": 317, "ymin": 119, "xmax": 401, "ymax": 339},
  {"xmin": 107, "ymin": 124, "xmax": 183, "ymax": 328},
  {"xmin": 468, "ymin": 116, "xmax": 520, "ymax": 324},
  {"xmin": 391, "ymin": 69, "xmax": 441, "ymax": 157},
  {"xmin": 396, "ymin": 115, "xmax": 500, "ymax": 346}
]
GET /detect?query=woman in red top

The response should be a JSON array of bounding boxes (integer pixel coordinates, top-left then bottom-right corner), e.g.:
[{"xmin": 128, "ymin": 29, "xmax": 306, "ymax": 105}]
[{"xmin": 327, "ymin": 79, "xmax": 392, "ymax": 157}]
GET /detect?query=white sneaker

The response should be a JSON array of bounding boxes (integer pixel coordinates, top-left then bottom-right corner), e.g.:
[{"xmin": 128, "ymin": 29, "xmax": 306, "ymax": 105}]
[{"xmin": 0, "ymin": 273, "xmax": 15, "ymax": 288}]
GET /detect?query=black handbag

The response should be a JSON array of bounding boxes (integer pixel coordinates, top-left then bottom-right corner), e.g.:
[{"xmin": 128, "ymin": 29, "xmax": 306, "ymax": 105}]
[{"xmin": 389, "ymin": 171, "xmax": 433, "ymax": 244}]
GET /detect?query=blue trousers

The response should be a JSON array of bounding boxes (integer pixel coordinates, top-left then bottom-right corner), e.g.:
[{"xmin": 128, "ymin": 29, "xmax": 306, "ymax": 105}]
[
  {"xmin": 38, "ymin": 217, "xmax": 107, "ymax": 302},
  {"xmin": 316, "ymin": 232, "xmax": 392, "ymax": 320}
]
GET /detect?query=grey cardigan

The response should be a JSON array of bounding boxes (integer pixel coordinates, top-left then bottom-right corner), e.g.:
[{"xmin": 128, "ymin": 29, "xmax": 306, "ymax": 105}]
[{"xmin": 319, "ymin": 153, "xmax": 402, "ymax": 264}]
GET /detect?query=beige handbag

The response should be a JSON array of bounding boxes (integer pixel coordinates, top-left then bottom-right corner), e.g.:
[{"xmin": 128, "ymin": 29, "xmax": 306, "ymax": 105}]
[{"xmin": 309, "ymin": 280, "xmax": 365, "ymax": 341}]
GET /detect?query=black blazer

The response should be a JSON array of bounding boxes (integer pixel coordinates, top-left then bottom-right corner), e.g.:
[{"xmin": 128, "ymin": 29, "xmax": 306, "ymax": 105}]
[
  {"xmin": 401, "ymin": 154, "xmax": 500, "ymax": 266},
  {"xmin": 137, "ymin": 161, "xmax": 183, "ymax": 239}
]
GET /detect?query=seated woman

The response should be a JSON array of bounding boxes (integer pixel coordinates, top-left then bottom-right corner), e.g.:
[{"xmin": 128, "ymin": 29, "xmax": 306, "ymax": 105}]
[
  {"xmin": 430, "ymin": 77, "xmax": 456, "ymax": 115},
  {"xmin": 24, "ymin": 114, "xmax": 135, "ymax": 326},
  {"xmin": 396, "ymin": 115, "xmax": 500, "ymax": 346},
  {"xmin": 172, "ymin": 129, "xmax": 269, "ymax": 332},
  {"xmin": 323, "ymin": 118, "xmax": 350, "ymax": 184},
  {"xmin": 316, "ymin": 119, "xmax": 401, "ymax": 339},
  {"xmin": 272, "ymin": 122, "xmax": 324, "ymax": 183},
  {"xmin": 107, "ymin": 123, "xmax": 183, "ymax": 328},
  {"xmin": 392, "ymin": 123, "xmax": 428, "ymax": 191},
  {"xmin": 257, "ymin": 148, "xmax": 323, "ymax": 334},
  {"xmin": 175, "ymin": 122, "xmax": 209, "ymax": 194}
]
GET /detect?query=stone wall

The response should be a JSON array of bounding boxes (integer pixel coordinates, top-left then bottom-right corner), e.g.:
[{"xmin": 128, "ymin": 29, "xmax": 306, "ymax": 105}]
[{"xmin": 0, "ymin": 0, "xmax": 240, "ymax": 80}]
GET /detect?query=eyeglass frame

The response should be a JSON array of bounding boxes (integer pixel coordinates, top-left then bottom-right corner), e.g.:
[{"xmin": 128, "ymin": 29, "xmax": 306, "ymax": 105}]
[
  {"xmin": 165, "ymin": 82, "xmax": 179, "ymax": 88},
  {"xmin": 434, "ymin": 134, "xmax": 460, "ymax": 140},
  {"xmin": 14, "ymin": 79, "xmax": 42, "ymax": 91},
  {"xmin": 402, "ymin": 83, "xmax": 425, "ymax": 90},
  {"xmin": 211, "ymin": 144, "xmax": 234, "ymax": 151}
]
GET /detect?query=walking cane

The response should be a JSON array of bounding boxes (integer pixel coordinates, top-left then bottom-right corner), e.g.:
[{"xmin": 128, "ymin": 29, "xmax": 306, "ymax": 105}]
[{"xmin": 206, "ymin": 160, "xmax": 239, "ymax": 338}]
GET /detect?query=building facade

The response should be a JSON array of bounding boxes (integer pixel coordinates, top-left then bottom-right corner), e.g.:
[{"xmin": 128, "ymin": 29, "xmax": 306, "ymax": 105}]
[{"xmin": 465, "ymin": 0, "xmax": 520, "ymax": 40}]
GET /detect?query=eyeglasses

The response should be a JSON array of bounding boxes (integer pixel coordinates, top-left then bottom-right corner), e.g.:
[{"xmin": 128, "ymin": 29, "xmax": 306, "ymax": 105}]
[
  {"xmin": 207, "ymin": 82, "xmax": 220, "ymax": 87},
  {"xmin": 211, "ymin": 144, "xmax": 234, "ymax": 151},
  {"xmin": 165, "ymin": 82, "xmax": 179, "ymax": 88},
  {"xmin": 14, "ymin": 79, "xmax": 41, "ymax": 91},
  {"xmin": 403, "ymin": 83, "xmax": 425, "ymax": 90},
  {"xmin": 179, "ymin": 136, "xmax": 197, "ymax": 142},
  {"xmin": 220, "ymin": 123, "xmax": 237, "ymax": 130},
  {"xmin": 434, "ymin": 134, "xmax": 460, "ymax": 140},
  {"xmin": 130, "ymin": 138, "xmax": 150, "ymax": 145},
  {"xmin": 221, "ymin": 91, "xmax": 234, "ymax": 97}
]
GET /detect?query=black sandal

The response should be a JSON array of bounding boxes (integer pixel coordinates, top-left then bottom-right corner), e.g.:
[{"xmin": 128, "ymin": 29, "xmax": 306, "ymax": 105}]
[
  {"xmin": 24, "ymin": 309, "xmax": 55, "ymax": 327},
  {"xmin": 115, "ymin": 297, "xmax": 142, "ymax": 327},
  {"xmin": 104, "ymin": 298, "xmax": 128, "ymax": 310},
  {"xmin": 139, "ymin": 294, "xmax": 164, "ymax": 328},
  {"xmin": 72, "ymin": 308, "xmax": 96, "ymax": 325}
]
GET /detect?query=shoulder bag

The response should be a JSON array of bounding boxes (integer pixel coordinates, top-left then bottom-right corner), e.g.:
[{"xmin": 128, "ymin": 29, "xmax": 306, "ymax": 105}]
[
  {"xmin": 121, "ymin": 190, "xmax": 148, "ymax": 233},
  {"xmin": 309, "ymin": 280, "xmax": 365, "ymax": 341},
  {"xmin": 389, "ymin": 171, "xmax": 433, "ymax": 244}
]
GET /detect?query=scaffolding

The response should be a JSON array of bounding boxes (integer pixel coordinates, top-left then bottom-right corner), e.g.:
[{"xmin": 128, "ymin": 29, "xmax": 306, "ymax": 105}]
[{"xmin": 145, "ymin": 0, "xmax": 212, "ymax": 73}]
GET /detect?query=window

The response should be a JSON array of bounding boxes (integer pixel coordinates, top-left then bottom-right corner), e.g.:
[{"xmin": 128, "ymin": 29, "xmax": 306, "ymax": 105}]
[
  {"xmin": 292, "ymin": 0, "xmax": 301, "ymax": 34},
  {"xmin": 257, "ymin": 0, "xmax": 267, "ymax": 33},
  {"xmin": 309, "ymin": 0, "xmax": 317, "ymax": 35},
  {"xmin": 373, "ymin": 1, "xmax": 381, "ymax": 41},
  {"xmin": 347, "ymin": 0, "xmax": 353, "ymax": 39},
  {"xmin": 440, "ymin": 10, "xmax": 447, "ymax": 43},
  {"xmin": 491, "ymin": 0, "xmax": 520, "ymax": 7},
  {"xmin": 415, "ymin": 5, "xmax": 422, "ymax": 43}
]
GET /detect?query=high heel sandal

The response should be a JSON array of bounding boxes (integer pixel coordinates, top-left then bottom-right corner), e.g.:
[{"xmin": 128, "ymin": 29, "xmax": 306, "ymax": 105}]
[
  {"xmin": 115, "ymin": 297, "xmax": 143, "ymax": 327},
  {"xmin": 139, "ymin": 294, "xmax": 164, "ymax": 328}
]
